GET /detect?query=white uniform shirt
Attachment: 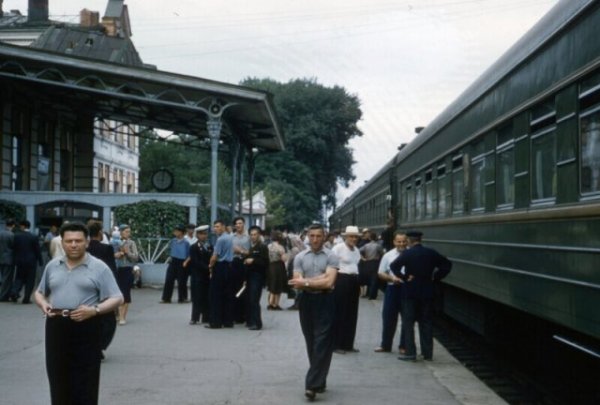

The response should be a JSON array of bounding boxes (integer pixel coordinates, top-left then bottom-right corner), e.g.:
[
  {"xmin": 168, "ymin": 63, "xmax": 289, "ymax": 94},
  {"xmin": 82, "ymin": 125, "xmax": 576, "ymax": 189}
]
[
  {"xmin": 331, "ymin": 242, "xmax": 360, "ymax": 275},
  {"xmin": 378, "ymin": 248, "xmax": 405, "ymax": 285}
]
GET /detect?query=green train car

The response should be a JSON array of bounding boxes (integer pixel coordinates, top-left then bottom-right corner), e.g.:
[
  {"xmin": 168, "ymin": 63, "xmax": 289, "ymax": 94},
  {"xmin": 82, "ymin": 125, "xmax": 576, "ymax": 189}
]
[{"xmin": 331, "ymin": 0, "xmax": 600, "ymax": 356}]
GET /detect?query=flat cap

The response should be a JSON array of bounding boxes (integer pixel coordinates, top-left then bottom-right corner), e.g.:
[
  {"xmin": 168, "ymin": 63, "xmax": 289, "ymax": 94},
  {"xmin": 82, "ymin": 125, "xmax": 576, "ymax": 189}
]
[
  {"xmin": 406, "ymin": 230, "xmax": 423, "ymax": 238},
  {"xmin": 174, "ymin": 224, "xmax": 186, "ymax": 232}
]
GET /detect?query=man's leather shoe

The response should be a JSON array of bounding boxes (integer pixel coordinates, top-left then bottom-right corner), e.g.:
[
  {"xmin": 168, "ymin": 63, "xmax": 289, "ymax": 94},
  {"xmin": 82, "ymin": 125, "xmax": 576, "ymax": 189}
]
[
  {"xmin": 333, "ymin": 349, "xmax": 346, "ymax": 354},
  {"xmin": 348, "ymin": 348, "xmax": 360, "ymax": 353},
  {"xmin": 374, "ymin": 347, "xmax": 390, "ymax": 353},
  {"xmin": 248, "ymin": 326, "xmax": 262, "ymax": 330},
  {"xmin": 315, "ymin": 386, "xmax": 326, "ymax": 393},
  {"xmin": 304, "ymin": 389, "xmax": 316, "ymax": 400},
  {"xmin": 398, "ymin": 354, "xmax": 416, "ymax": 361},
  {"xmin": 204, "ymin": 325, "xmax": 222, "ymax": 329}
]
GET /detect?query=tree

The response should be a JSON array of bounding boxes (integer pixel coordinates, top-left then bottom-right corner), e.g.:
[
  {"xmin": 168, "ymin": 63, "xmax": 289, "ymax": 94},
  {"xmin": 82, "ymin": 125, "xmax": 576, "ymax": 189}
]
[{"xmin": 241, "ymin": 77, "xmax": 362, "ymax": 226}]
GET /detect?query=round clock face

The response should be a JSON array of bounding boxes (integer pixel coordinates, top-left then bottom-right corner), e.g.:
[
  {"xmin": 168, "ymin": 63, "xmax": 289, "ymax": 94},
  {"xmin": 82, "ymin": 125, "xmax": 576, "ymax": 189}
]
[{"xmin": 151, "ymin": 169, "xmax": 173, "ymax": 191}]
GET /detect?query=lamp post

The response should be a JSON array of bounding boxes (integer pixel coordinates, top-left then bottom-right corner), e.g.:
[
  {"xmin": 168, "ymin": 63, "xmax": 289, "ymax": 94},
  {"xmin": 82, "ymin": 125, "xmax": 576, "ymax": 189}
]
[{"xmin": 207, "ymin": 116, "xmax": 222, "ymax": 225}]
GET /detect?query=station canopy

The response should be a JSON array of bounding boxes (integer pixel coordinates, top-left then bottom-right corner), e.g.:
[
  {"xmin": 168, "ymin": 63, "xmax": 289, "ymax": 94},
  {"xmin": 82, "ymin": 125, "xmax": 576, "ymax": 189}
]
[{"xmin": 0, "ymin": 42, "xmax": 284, "ymax": 151}]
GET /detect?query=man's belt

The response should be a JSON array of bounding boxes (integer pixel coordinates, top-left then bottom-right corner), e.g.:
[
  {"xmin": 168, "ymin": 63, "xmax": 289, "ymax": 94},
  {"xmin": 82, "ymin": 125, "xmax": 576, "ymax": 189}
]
[{"xmin": 48, "ymin": 308, "xmax": 74, "ymax": 317}]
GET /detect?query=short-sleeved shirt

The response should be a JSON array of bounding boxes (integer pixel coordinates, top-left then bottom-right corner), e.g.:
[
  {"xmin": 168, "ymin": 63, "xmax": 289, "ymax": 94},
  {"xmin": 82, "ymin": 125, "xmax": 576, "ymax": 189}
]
[
  {"xmin": 378, "ymin": 248, "xmax": 404, "ymax": 285},
  {"xmin": 170, "ymin": 237, "xmax": 190, "ymax": 260},
  {"xmin": 360, "ymin": 241, "xmax": 384, "ymax": 260},
  {"xmin": 214, "ymin": 232, "xmax": 234, "ymax": 262},
  {"xmin": 293, "ymin": 248, "xmax": 339, "ymax": 279},
  {"xmin": 37, "ymin": 253, "xmax": 123, "ymax": 309},
  {"xmin": 232, "ymin": 233, "xmax": 250, "ymax": 259},
  {"xmin": 331, "ymin": 243, "xmax": 360, "ymax": 275}
]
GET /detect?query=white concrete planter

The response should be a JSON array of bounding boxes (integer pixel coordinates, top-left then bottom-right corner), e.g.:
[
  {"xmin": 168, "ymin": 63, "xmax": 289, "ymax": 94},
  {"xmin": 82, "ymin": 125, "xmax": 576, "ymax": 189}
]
[{"xmin": 138, "ymin": 263, "xmax": 168, "ymax": 286}]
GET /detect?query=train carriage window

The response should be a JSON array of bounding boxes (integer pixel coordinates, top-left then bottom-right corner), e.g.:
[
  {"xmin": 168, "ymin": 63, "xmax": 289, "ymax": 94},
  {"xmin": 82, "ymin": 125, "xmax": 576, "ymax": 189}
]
[
  {"xmin": 425, "ymin": 170, "xmax": 434, "ymax": 218},
  {"xmin": 497, "ymin": 125, "xmax": 515, "ymax": 208},
  {"xmin": 471, "ymin": 155, "xmax": 486, "ymax": 211},
  {"xmin": 497, "ymin": 142, "xmax": 515, "ymax": 207},
  {"xmin": 452, "ymin": 155, "xmax": 464, "ymax": 214},
  {"xmin": 531, "ymin": 98, "xmax": 557, "ymax": 202},
  {"xmin": 404, "ymin": 183, "xmax": 414, "ymax": 222},
  {"xmin": 579, "ymin": 73, "xmax": 600, "ymax": 195},
  {"xmin": 437, "ymin": 164, "xmax": 449, "ymax": 217},
  {"xmin": 415, "ymin": 177, "xmax": 424, "ymax": 219}
]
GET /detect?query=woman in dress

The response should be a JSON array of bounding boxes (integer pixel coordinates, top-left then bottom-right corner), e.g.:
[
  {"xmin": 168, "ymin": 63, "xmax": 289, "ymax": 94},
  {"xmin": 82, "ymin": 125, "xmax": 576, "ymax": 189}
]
[
  {"xmin": 114, "ymin": 224, "xmax": 139, "ymax": 325},
  {"xmin": 267, "ymin": 231, "xmax": 287, "ymax": 310}
]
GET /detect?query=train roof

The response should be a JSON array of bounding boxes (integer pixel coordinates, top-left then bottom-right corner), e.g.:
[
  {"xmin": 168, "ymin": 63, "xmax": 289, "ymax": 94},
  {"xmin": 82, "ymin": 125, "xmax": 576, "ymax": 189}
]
[
  {"xmin": 395, "ymin": 0, "xmax": 593, "ymax": 164},
  {"xmin": 335, "ymin": 0, "xmax": 593, "ymax": 214}
]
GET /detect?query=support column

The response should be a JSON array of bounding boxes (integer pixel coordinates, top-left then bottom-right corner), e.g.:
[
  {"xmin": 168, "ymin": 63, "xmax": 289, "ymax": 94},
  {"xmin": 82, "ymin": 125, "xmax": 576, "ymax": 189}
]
[
  {"xmin": 207, "ymin": 116, "xmax": 223, "ymax": 225},
  {"xmin": 102, "ymin": 206, "xmax": 111, "ymax": 233},
  {"xmin": 238, "ymin": 148, "xmax": 245, "ymax": 217},
  {"xmin": 247, "ymin": 148, "xmax": 258, "ymax": 226},
  {"xmin": 229, "ymin": 139, "xmax": 240, "ymax": 220},
  {"xmin": 26, "ymin": 204, "xmax": 35, "ymax": 228},
  {"xmin": 188, "ymin": 206, "xmax": 197, "ymax": 226}
]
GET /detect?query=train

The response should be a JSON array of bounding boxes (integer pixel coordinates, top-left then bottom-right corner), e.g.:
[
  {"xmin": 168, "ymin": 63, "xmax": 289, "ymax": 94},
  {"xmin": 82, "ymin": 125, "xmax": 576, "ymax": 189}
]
[{"xmin": 330, "ymin": 0, "xmax": 600, "ymax": 362}]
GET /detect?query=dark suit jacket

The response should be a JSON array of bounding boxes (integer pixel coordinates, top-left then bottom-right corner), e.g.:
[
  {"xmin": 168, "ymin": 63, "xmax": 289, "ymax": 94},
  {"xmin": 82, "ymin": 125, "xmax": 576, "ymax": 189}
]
[
  {"xmin": 88, "ymin": 240, "xmax": 118, "ymax": 274},
  {"xmin": 13, "ymin": 230, "xmax": 43, "ymax": 267},
  {"xmin": 389, "ymin": 243, "xmax": 452, "ymax": 299},
  {"xmin": 189, "ymin": 241, "xmax": 213, "ymax": 279},
  {"xmin": 244, "ymin": 242, "xmax": 269, "ymax": 277}
]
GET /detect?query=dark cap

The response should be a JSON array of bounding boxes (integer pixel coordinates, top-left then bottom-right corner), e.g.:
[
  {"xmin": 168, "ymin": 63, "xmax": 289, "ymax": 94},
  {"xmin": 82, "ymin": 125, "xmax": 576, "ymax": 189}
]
[
  {"xmin": 174, "ymin": 224, "xmax": 186, "ymax": 232},
  {"xmin": 406, "ymin": 230, "xmax": 423, "ymax": 238}
]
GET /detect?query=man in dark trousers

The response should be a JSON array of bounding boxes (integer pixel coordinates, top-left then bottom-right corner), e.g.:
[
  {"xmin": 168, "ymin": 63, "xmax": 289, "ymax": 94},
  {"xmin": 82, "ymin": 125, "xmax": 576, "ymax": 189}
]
[
  {"xmin": 161, "ymin": 224, "xmax": 190, "ymax": 303},
  {"xmin": 243, "ymin": 225, "xmax": 269, "ymax": 330},
  {"xmin": 288, "ymin": 223, "xmax": 339, "ymax": 401},
  {"xmin": 390, "ymin": 230, "xmax": 452, "ymax": 361},
  {"xmin": 206, "ymin": 219, "xmax": 234, "ymax": 329},
  {"xmin": 11, "ymin": 220, "xmax": 43, "ymax": 303},
  {"xmin": 189, "ymin": 225, "xmax": 213, "ymax": 325},
  {"xmin": 35, "ymin": 222, "xmax": 123, "ymax": 405},
  {"xmin": 0, "ymin": 218, "xmax": 15, "ymax": 302},
  {"xmin": 87, "ymin": 221, "xmax": 119, "ymax": 357}
]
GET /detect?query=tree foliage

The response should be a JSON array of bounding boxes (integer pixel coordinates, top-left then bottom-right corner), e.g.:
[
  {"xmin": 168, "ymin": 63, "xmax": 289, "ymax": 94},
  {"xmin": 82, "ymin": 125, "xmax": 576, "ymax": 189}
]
[
  {"xmin": 241, "ymin": 77, "xmax": 362, "ymax": 227},
  {"xmin": 0, "ymin": 201, "xmax": 26, "ymax": 222}
]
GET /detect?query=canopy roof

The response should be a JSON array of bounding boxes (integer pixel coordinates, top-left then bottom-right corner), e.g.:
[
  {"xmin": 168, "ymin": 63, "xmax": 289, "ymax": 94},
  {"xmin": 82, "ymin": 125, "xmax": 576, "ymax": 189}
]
[{"xmin": 0, "ymin": 42, "xmax": 284, "ymax": 151}]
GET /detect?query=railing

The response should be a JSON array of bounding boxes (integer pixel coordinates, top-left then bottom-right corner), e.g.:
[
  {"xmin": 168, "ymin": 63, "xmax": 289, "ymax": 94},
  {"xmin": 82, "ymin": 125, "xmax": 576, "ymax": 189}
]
[{"xmin": 134, "ymin": 238, "xmax": 170, "ymax": 264}]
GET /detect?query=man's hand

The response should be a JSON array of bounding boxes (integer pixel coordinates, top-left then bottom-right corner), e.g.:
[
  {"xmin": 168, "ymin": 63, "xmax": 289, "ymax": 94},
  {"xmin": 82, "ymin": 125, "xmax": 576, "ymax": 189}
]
[{"xmin": 70, "ymin": 305, "xmax": 97, "ymax": 322}]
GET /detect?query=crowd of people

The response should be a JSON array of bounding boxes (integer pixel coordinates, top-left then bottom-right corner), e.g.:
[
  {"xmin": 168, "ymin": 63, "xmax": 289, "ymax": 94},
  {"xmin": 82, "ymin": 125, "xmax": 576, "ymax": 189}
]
[{"xmin": 0, "ymin": 216, "xmax": 452, "ymax": 404}]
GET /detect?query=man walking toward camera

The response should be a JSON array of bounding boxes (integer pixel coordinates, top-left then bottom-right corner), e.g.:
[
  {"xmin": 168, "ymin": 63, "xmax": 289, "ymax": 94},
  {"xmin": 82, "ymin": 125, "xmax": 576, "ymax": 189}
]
[
  {"xmin": 34, "ymin": 222, "xmax": 123, "ymax": 405},
  {"xmin": 289, "ymin": 223, "xmax": 339, "ymax": 401}
]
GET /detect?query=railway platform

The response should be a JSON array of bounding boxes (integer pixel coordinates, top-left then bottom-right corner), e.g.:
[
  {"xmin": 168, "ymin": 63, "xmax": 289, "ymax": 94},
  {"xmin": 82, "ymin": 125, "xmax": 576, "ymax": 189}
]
[{"xmin": 0, "ymin": 288, "xmax": 505, "ymax": 404}]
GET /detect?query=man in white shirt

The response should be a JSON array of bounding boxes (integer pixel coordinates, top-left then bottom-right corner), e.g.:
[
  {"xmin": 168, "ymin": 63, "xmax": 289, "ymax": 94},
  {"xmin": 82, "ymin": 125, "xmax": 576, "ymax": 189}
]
[
  {"xmin": 374, "ymin": 232, "xmax": 408, "ymax": 353},
  {"xmin": 331, "ymin": 226, "xmax": 362, "ymax": 354}
]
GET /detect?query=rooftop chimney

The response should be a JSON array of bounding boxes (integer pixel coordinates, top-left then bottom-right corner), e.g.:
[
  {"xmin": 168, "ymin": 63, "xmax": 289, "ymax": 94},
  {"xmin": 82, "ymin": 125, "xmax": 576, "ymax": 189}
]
[
  {"xmin": 80, "ymin": 8, "xmax": 100, "ymax": 27},
  {"xmin": 28, "ymin": 0, "xmax": 49, "ymax": 23}
]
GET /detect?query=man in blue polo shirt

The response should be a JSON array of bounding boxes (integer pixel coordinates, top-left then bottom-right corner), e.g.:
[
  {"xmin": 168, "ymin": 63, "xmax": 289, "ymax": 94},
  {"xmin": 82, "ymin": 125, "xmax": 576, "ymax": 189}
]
[
  {"xmin": 206, "ymin": 219, "xmax": 234, "ymax": 329},
  {"xmin": 161, "ymin": 224, "xmax": 190, "ymax": 303}
]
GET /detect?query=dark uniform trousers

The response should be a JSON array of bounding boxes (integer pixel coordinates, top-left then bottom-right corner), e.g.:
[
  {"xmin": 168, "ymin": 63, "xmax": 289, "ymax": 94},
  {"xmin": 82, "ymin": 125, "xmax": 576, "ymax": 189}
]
[
  {"xmin": 209, "ymin": 261, "xmax": 234, "ymax": 327},
  {"xmin": 11, "ymin": 262, "xmax": 37, "ymax": 302},
  {"xmin": 162, "ymin": 258, "xmax": 187, "ymax": 302},
  {"xmin": 190, "ymin": 269, "xmax": 210, "ymax": 323},
  {"xmin": 380, "ymin": 284, "xmax": 405, "ymax": 351},
  {"xmin": 332, "ymin": 273, "xmax": 360, "ymax": 351},
  {"xmin": 299, "ymin": 291, "xmax": 335, "ymax": 391},
  {"xmin": 401, "ymin": 297, "xmax": 433, "ymax": 359},
  {"xmin": 231, "ymin": 258, "xmax": 246, "ymax": 323},
  {"xmin": 245, "ymin": 271, "xmax": 265, "ymax": 329},
  {"xmin": 46, "ymin": 316, "xmax": 102, "ymax": 405}
]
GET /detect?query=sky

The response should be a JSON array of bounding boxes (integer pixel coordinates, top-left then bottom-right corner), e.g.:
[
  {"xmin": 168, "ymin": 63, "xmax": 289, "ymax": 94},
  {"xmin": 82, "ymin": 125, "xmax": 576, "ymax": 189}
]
[{"xmin": 6, "ymin": 0, "xmax": 558, "ymax": 203}]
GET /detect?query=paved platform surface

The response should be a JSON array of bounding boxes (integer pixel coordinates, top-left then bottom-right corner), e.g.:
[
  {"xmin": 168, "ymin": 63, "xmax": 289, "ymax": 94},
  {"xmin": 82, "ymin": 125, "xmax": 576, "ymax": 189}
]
[{"xmin": 0, "ymin": 288, "xmax": 506, "ymax": 405}]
